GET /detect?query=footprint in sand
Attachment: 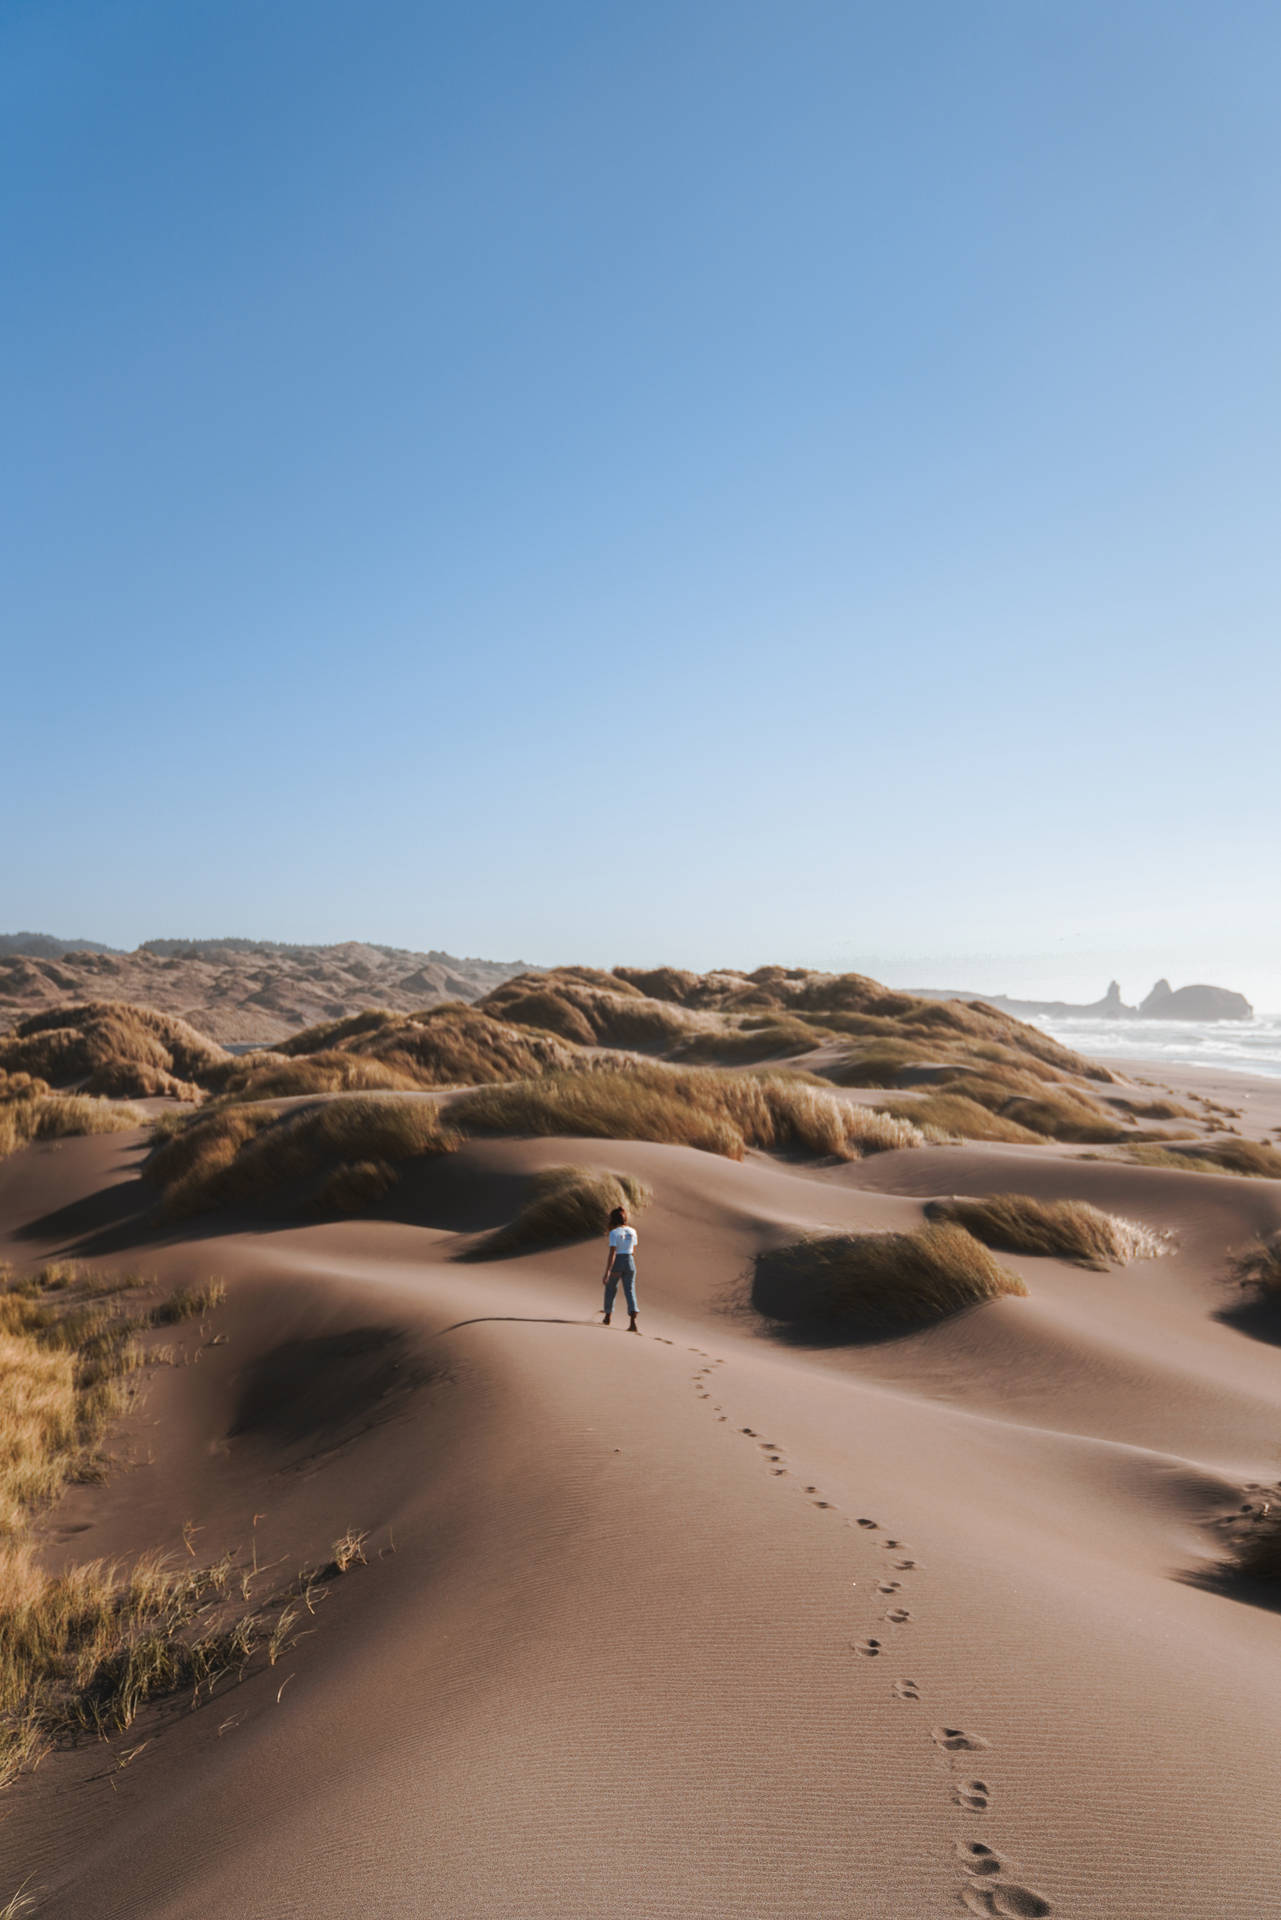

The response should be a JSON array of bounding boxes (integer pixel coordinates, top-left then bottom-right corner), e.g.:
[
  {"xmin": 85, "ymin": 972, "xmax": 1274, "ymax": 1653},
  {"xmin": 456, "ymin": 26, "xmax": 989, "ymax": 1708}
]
[
  {"xmin": 892, "ymin": 1679, "xmax": 921, "ymax": 1701},
  {"xmin": 960, "ymin": 1884, "xmax": 1052, "ymax": 1917},
  {"xmin": 857, "ymin": 1517, "xmax": 879, "ymax": 1529},
  {"xmin": 741, "ymin": 1428, "xmax": 757, "ymax": 1437},
  {"xmin": 957, "ymin": 1842, "xmax": 1003, "ymax": 1877},
  {"xmin": 771, "ymin": 1468, "xmax": 788, "ymax": 1476},
  {"xmin": 854, "ymin": 1639, "xmax": 882, "ymax": 1657},
  {"xmin": 953, "ymin": 1779, "xmax": 990, "ymax": 1811},
  {"xmin": 893, "ymin": 1558, "xmax": 920, "ymax": 1571},
  {"xmin": 884, "ymin": 1607, "xmax": 911, "ymax": 1624},
  {"xmin": 876, "ymin": 1581, "xmax": 901, "ymax": 1596},
  {"xmin": 813, "ymin": 1499, "xmax": 834, "ymax": 1509},
  {"xmin": 933, "ymin": 1727, "xmax": 990, "ymax": 1753}
]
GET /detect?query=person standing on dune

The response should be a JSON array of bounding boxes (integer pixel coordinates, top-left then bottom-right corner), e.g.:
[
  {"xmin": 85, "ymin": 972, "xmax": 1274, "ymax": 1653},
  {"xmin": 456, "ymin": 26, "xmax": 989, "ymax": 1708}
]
[{"xmin": 602, "ymin": 1204, "xmax": 640, "ymax": 1333}]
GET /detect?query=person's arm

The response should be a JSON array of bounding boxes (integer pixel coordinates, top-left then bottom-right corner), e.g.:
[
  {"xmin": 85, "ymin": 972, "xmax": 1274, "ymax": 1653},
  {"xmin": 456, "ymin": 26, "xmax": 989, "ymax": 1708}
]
[{"xmin": 602, "ymin": 1234, "xmax": 615, "ymax": 1281}]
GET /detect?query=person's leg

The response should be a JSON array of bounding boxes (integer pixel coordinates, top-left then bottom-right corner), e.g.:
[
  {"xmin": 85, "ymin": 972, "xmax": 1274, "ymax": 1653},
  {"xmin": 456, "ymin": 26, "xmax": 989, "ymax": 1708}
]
[
  {"xmin": 621, "ymin": 1261, "xmax": 638, "ymax": 1325},
  {"xmin": 603, "ymin": 1271, "xmax": 618, "ymax": 1322}
]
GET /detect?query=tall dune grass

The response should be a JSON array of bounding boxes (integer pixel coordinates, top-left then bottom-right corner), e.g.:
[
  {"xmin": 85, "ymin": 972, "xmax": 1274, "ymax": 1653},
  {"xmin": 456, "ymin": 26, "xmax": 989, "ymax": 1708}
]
[
  {"xmin": 883, "ymin": 1092, "xmax": 1041, "ymax": 1145},
  {"xmin": 462, "ymin": 1165, "xmax": 652, "ymax": 1260},
  {"xmin": 1124, "ymin": 1139, "xmax": 1281, "ymax": 1179},
  {"xmin": 0, "ymin": 1003, "xmax": 225, "ymax": 1099},
  {"xmin": 266, "ymin": 1003, "xmax": 579, "ymax": 1086},
  {"xmin": 0, "ymin": 1263, "xmax": 370, "ymax": 1786},
  {"xmin": 752, "ymin": 1224, "xmax": 1026, "ymax": 1335},
  {"xmin": 0, "ymin": 1072, "xmax": 141, "ymax": 1162},
  {"xmin": 446, "ymin": 1060, "xmax": 924, "ymax": 1162},
  {"xmin": 1231, "ymin": 1231, "xmax": 1281, "ymax": 1294},
  {"xmin": 924, "ymin": 1195, "xmax": 1169, "ymax": 1270},
  {"xmin": 148, "ymin": 1096, "xmax": 458, "ymax": 1217}
]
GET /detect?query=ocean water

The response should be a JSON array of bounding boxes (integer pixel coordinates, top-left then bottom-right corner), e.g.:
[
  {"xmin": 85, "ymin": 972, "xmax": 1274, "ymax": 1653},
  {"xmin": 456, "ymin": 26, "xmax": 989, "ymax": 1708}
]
[{"xmin": 1031, "ymin": 1012, "xmax": 1281, "ymax": 1079}]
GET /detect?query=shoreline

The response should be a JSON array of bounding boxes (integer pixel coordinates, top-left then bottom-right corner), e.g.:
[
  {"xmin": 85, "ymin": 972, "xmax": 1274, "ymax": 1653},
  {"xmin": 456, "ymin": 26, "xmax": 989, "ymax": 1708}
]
[{"xmin": 1107, "ymin": 1054, "xmax": 1281, "ymax": 1138}]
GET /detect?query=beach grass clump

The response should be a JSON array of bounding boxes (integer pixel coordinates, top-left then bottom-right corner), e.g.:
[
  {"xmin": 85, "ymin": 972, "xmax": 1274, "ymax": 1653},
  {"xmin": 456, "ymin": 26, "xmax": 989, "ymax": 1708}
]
[
  {"xmin": 1230, "ymin": 1232, "xmax": 1281, "ymax": 1295},
  {"xmin": 481, "ymin": 976, "xmax": 695, "ymax": 1052},
  {"xmin": 0, "ymin": 1003, "xmax": 225, "ymax": 1100},
  {"xmin": 883, "ymin": 1092, "xmax": 1043, "ymax": 1145},
  {"xmin": 445, "ymin": 1059, "xmax": 923, "ymax": 1162},
  {"xmin": 210, "ymin": 1050, "xmax": 424, "ymax": 1103},
  {"xmin": 269, "ymin": 1003, "xmax": 578, "ymax": 1087},
  {"xmin": 0, "ymin": 1262, "xmax": 375, "ymax": 1788},
  {"xmin": 752, "ymin": 1223, "xmax": 1026, "ymax": 1336},
  {"xmin": 462, "ymin": 1165, "xmax": 652, "ymax": 1261},
  {"xmin": 147, "ymin": 1096, "xmax": 458, "ymax": 1218},
  {"xmin": 824, "ymin": 1039, "xmax": 940, "ymax": 1087},
  {"xmin": 1123, "ymin": 1138, "xmax": 1281, "ymax": 1179},
  {"xmin": 1107, "ymin": 1094, "xmax": 1196, "ymax": 1122},
  {"xmin": 993, "ymin": 1089, "xmax": 1127, "ymax": 1144},
  {"xmin": 924, "ymin": 1194, "xmax": 1169, "ymax": 1270},
  {"xmin": 672, "ymin": 1018, "xmax": 822, "ymax": 1066},
  {"xmin": 0, "ymin": 1072, "xmax": 142, "ymax": 1162},
  {"xmin": 148, "ymin": 1280, "xmax": 227, "ymax": 1325},
  {"xmin": 1224, "ymin": 1499, "xmax": 1281, "ymax": 1584}
]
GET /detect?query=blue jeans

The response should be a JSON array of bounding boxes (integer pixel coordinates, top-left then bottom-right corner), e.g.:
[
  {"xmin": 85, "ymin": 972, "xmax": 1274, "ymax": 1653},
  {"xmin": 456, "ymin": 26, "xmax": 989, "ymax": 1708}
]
[{"xmin": 604, "ymin": 1256, "xmax": 637, "ymax": 1317}]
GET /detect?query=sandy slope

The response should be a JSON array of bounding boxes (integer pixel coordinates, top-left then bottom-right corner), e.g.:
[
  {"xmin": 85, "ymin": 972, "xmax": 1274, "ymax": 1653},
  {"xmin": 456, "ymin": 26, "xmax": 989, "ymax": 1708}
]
[{"xmin": 3, "ymin": 1103, "xmax": 1281, "ymax": 1920}]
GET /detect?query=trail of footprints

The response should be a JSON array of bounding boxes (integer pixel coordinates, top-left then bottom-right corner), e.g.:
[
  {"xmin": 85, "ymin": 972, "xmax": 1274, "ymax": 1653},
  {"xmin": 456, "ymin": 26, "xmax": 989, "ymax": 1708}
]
[{"xmin": 680, "ymin": 1344, "xmax": 1055, "ymax": 1917}]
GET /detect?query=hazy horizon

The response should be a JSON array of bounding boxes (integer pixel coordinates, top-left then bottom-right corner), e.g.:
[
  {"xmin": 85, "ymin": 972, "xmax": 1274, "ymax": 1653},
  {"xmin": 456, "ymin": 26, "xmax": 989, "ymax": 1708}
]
[{"xmin": 5, "ymin": 924, "xmax": 1279, "ymax": 1015}]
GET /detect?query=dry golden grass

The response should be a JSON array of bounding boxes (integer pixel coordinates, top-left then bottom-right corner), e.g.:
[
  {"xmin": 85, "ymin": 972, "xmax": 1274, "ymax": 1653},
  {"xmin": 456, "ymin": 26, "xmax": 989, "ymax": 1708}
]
[
  {"xmin": 269, "ymin": 1003, "xmax": 578, "ymax": 1087},
  {"xmin": 1107, "ymin": 1094, "xmax": 1196, "ymax": 1122},
  {"xmin": 148, "ymin": 1096, "xmax": 458, "ymax": 1217},
  {"xmin": 752, "ymin": 1223, "xmax": 1026, "ymax": 1335},
  {"xmin": 883, "ymin": 1092, "xmax": 1042, "ymax": 1145},
  {"xmin": 0, "ymin": 1003, "xmax": 225, "ymax": 1099},
  {"xmin": 482, "ymin": 976, "xmax": 695, "ymax": 1051},
  {"xmin": 0, "ymin": 1263, "xmax": 376, "ymax": 1787},
  {"xmin": 823, "ymin": 1039, "xmax": 938, "ymax": 1086},
  {"xmin": 1230, "ymin": 1231, "xmax": 1281, "ymax": 1294},
  {"xmin": 0, "ymin": 1073, "xmax": 142, "ymax": 1161},
  {"xmin": 925, "ymin": 1194, "xmax": 1169, "ymax": 1270},
  {"xmin": 1123, "ymin": 1138, "xmax": 1281, "ymax": 1179},
  {"xmin": 993, "ymin": 1090, "xmax": 1127, "ymax": 1145},
  {"xmin": 446, "ymin": 1059, "xmax": 924, "ymax": 1162},
  {"xmin": 210, "ymin": 1049, "xmax": 424, "ymax": 1102},
  {"xmin": 0, "ymin": 1259, "xmax": 247, "ymax": 1781},
  {"xmin": 462, "ymin": 1165, "xmax": 652, "ymax": 1261},
  {"xmin": 672, "ymin": 1019, "xmax": 822, "ymax": 1066}
]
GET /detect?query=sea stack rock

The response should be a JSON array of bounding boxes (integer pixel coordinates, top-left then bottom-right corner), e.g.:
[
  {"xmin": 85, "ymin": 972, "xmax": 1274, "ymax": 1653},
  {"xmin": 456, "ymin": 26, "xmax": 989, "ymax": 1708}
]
[{"xmin": 1139, "ymin": 979, "xmax": 1253, "ymax": 1021}]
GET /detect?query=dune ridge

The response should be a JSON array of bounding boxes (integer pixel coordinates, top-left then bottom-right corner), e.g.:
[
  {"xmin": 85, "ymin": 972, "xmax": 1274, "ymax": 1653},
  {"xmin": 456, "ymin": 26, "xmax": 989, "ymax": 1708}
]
[{"xmin": 0, "ymin": 992, "xmax": 1279, "ymax": 1917}]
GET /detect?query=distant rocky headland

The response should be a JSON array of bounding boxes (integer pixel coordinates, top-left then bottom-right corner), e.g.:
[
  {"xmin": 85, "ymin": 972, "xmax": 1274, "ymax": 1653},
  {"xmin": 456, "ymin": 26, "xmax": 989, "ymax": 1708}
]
[{"xmin": 916, "ymin": 978, "xmax": 1253, "ymax": 1023}]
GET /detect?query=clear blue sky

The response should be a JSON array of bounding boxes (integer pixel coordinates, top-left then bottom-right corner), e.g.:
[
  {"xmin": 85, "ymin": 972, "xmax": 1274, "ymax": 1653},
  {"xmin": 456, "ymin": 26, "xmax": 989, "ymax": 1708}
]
[{"xmin": 4, "ymin": 2, "xmax": 1279, "ymax": 1004}]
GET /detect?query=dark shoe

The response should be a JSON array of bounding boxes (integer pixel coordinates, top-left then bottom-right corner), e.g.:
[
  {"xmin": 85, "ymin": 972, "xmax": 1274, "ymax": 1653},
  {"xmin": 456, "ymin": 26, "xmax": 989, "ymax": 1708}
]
[
  {"xmin": 602, "ymin": 1313, "xmax": 611, "ymax": 1325},
  {"xmin": 628, "ymin": 1317, "xmax": 640, "ymax": 1334}
]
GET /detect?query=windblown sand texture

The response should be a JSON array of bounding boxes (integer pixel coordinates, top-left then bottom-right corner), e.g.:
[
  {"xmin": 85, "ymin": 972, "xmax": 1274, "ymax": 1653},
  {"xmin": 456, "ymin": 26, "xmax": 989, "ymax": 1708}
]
[{"xmin": 1, "ymin": 970, "xmax": 1280, "ymax": 1919}]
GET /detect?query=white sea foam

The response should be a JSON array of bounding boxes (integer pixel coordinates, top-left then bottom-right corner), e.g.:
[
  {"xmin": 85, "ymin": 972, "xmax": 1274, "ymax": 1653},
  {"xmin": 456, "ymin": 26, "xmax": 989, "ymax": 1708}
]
[{"xmin": 1031, "ymin": 1013, "xmax": 1281, "ymax": 1079}]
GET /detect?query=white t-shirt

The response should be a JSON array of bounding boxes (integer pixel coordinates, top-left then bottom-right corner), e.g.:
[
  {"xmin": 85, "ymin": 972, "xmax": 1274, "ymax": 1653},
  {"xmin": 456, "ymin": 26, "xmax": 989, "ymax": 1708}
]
[{"xmin": 608, "ymin": 1226, "xmax": 638, "ymax": 1256}]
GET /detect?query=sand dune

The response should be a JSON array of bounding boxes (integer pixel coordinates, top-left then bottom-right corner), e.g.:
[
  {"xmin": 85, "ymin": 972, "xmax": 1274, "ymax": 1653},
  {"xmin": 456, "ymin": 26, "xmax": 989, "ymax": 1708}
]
[{"xmin": 2, "ymin": 1059, "xmax": 1281, "ymax": 1918}]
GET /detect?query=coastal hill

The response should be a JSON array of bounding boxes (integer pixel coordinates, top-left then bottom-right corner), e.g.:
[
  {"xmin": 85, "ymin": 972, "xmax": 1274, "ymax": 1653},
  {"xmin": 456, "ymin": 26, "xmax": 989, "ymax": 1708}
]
[
  {"xmin": 914, "ymin": 978, "xmax": 1254, "ymax": 1022},
  {"xmin": 0, "ymin": 934, "xmax": 530, "ymax": 1044}
]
